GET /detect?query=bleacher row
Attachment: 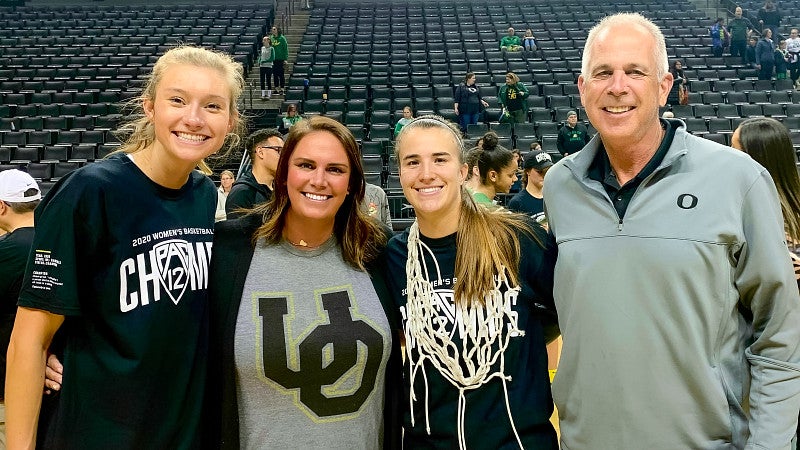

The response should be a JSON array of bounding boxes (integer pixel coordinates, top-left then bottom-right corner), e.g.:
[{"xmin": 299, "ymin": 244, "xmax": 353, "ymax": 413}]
[
  {"xmin": 0, "ymin": 3, "xmax": 274, "ymax": 195},
  {"xmin": 269, "ymin": 0, "xmax": 800, "ymax": 205}
]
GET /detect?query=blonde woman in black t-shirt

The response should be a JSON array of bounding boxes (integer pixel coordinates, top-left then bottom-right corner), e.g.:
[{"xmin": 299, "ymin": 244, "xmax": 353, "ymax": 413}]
[
  {"xmin": 383, "ymin": 115, "xmax": 558, "ymax": 449},
  {"xmin": 7, "ymin": 46, "xmax": 245, "ymax": 450}
]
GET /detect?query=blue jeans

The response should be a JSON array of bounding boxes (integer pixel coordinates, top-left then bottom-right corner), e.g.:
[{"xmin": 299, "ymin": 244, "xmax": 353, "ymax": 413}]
[{"xmin": 459, "ymin": 112, "xmax": 481, "ymax": 132}]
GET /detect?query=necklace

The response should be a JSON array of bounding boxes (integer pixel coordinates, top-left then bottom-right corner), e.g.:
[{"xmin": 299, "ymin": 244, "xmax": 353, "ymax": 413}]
[{"xmin": 286, "ymin": 233, "xmax": 333, "ymax": 250}]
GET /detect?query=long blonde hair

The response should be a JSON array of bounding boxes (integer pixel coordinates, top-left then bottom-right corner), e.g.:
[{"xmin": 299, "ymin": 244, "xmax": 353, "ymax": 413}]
[
  {"xmin": 114, "ymin": 45, "xmax": 247, "ymax": 174},
  {"xmin": 252, "ymin": 116, "xmax": 387, "ymax": 270},
  {"xmin": 395, "ymin": 115, "xmax": 539, "ymax": 304}
]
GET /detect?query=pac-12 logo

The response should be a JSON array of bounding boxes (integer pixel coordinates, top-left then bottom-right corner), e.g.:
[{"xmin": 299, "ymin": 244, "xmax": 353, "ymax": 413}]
[
  {"xmin": 258, "ymin": 290, "xmax": 384, "ymax": 419},
  {"xmin": 119, "ymin": 239, "xmax": 212, "ymax": 312}
]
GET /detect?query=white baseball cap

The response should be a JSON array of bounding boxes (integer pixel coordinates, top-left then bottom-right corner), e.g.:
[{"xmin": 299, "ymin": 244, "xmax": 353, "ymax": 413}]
[{"xmin": 0, "ymin": 169, "xmax": 42, "ymax": 203}]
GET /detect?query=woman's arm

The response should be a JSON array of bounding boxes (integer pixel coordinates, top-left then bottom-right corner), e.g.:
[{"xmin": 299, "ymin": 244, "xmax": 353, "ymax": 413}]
[{"xmin": 6, "ymin": 307, "xmax": 65, "ymax": 450}]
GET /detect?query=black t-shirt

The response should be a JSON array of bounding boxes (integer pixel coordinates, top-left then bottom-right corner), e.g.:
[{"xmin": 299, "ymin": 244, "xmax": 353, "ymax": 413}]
[
  {"xmin": 557, "ymin": 123, "xmax": 591, "ymax": 155},
  {"xmin": 454, "ymin": 84, "xmax": 483, "ymax": 115},
  {"xmin": 503, "ymin": 85, "xmax": 525, "ymax": 112},
  {"xmin": 0, "ymin": 226, "xmax": 34, "ymax": 395},
  {"xmin": 507, "ymin": 190, "xmax": 546, "ymax": 223},
  {"xmin": 382, "ymin": 223, "xmax": 558, "ymax": 449},
  {"xmin": 18, "ymin": 153, "xmax": 215, "ymax": 449}
]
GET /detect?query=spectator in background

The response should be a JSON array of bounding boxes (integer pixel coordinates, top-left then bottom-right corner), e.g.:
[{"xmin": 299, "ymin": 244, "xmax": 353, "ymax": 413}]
[
  {"xmin": 6, "ymin": 45, "xmax": 245, "ymax": 449},
  {"xmin": 226, "ymin": 129, "xmax": 284, "ymax": 219},
  {"xmin": 756, "ymin": 28, "xmax": 776, "ymax": 80},
  {"xmin": 464, "ymin": 145, "xmax": 483, "ymax": 193},
  {"xmin": 258, "ymin": 36, "xmax": 275, "ymax": 99},
  {"xmin": 509, "ymin": 148, "xmax": 523, "ymax": 193},
  {"xmin": 785, "ymin": 28, "xmax": 800, "ymax": 86},
  {"xmin": 500, "ymin": 27, "xmax": 522, "ymax": 51},
  {"xmin": 507, "ymin": 150, "xmax": 551, "ymax": 224},
  {"xmin": 529, "ymin": 140, "xmax": 542, "ymax": 151},
  {"xmin": 470, "ymin": 134, "xmax": 518, "ymax": 206},
  {"xmin": 498, "ymin": 72, "xmax": 529, "ymax": 124},
  {"xmin": 215, "ymin": 169, "xmax": 235, "ymax": 222},
  {"xmin": 279, "ymin": 103, "xmax": 302, "ymax": 134},
  {"xmin": 270, "ymin": 26, "xmax": 288, "ymax": 96},
  {"xmin": 776, "ymin": 39, "xmax": 790, "ymax": 79},
  {"xmin": 363, "ymin": 183, "xmax": 392, "ymax": 228},
  {"xmin": 757, "ymin": 0, "xmax": 782, "ymax": 40},
  {"xmin": 523, "ymin": 28, "xmax": 537, "ymax": 52},
  {"xmin": 746, "ymin": 35, "xmax": 760, "ymax": 68},
  {"xmin": 731, "ymin": 120, "xmax": 800, "ymax": 267},
  {"xmin": 667, "ymin": 59, "xmax": 688, "ymax": 106},
  {"xmin": 556, "ymin": 110, "xmax": 591, "ymax": 156},
  {"xmin": 0, "ymin": 170, "xmax": 40, "ymax": 448},
  {"xmin": 394, "ymin": 105, "xmax": 414, "ymax": 137},
  {"xmin": 728, "ymin": 7, "xmax": 755, "ymax": 63},
  {"xmin": 710, "ymin": 17, "xmax": 729, "ymax": 57},
  {"xmin": 454, "ymin": 73, "xmax": 489, "ymax": 133}
]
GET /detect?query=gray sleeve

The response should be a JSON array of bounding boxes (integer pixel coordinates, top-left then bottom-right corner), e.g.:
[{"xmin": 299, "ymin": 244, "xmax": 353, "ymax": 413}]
[{"xmin": 738, "ymin": 169, "xmax": 800, "ymax": 448}]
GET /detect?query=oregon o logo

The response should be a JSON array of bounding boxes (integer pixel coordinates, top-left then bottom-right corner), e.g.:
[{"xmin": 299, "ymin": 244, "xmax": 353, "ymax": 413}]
[
  {"xmin": 677, "ymin": 194, "xmax": 698, "ymax": 209},
  {"xmin": 258, "ymin": 291, "xmax": 384, "ymax": 417}
]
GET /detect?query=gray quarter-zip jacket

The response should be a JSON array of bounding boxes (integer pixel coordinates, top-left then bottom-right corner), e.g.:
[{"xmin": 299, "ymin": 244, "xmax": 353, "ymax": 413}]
[{"xmin": 543, "ymin": 122, "xmax": 800, "ymax": 449}]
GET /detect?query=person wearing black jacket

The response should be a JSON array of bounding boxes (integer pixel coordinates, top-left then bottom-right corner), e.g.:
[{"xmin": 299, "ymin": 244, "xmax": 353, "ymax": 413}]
[
  {"xmin": 206, "ymin": 116, "xmax": 401, "ymax": 450},
  {"xmin": 225, "ymin": 128, "xmax": 283, "ymax": 219}
]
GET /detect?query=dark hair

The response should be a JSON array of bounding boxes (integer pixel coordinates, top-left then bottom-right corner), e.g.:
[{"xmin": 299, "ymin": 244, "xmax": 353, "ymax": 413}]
[
  {"xmin": 244, "ymin": 128, "xmax": 283, "ymax": 159},
  {"xmin": 475, "ymin": 133, "xmax": 514, "ymax": 185},
  {"xmin": 463, "ymin": 72, "xmax": 475, "ymax": 84},
  {"xmin": 252, "ymin": 116, "xmax": 386, "ymax": 270},
  {"xmin": 6, "ymin": 188, "xmax": 40, "ymax": 213},
  {"xmin": 736, "ymin": 117, "xmax": 800, "ymax": 242}
]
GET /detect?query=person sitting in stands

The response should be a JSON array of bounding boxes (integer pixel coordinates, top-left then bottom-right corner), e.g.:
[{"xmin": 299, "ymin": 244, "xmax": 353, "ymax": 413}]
[
  {"xmin": 279, "ymin": 104, "xmax": 302, "ymax": 134},
  {"xmin": 500, "ymin": 27, "xmax": 522, "ymax": 51}
]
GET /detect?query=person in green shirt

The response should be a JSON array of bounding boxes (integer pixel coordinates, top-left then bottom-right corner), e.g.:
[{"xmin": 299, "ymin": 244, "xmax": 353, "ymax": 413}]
[
  {"xmin": 498, "ymin": 72, "xmax": 529, "ymax": 124},
  {"xmin": 270, "ymin": 26, "xmax": 289, "ymax": 95},
  {"xmin": 394, "ymin": 106, "xmax": 414, "ymax": 137},
  {"xmin": 500, "ymin": 27, "xmax": 522, "ymax": 51},
  {"xmin": 280, "ymin": 103, "xmax": 302, "ymax": 134}
]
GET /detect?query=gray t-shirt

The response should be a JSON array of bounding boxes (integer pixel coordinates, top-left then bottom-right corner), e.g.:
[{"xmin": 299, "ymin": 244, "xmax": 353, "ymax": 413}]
[{"xmin": 235, "ymin": 237, "xmax": 391, "ymax": 450}]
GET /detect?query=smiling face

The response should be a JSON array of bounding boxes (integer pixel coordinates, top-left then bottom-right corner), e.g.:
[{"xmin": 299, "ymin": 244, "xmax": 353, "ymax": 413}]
[
  {"xmin": 143, "ymin": 63, "xmax": 234, "ymax": 173},
  {"xmin": 284, "ymin": 131, "xmax": 351, "ymax": 226},
  {"xmin": 578, "ymin": 23, "xmax": 672, "ymax": 149},
  {"xmin": 398, "ymin": 126, "xmax": 467, "ymax": 225}
]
